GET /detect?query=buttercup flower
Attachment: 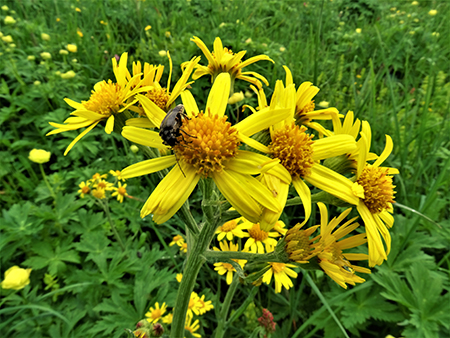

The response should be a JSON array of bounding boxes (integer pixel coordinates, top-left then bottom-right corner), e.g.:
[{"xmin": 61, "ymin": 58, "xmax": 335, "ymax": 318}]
[
  {"xmin": 315, "ymin": 202, "xmax": 371, "ymax": 288},
  {"xmin": 228, "ymin": 91, "xmax": 244, "ymax": 105},
  {"xmin": 262, "ymin": 262, "xmax": 298, "ymax": 293},
  {"xmin": 145, "ymin": 302, "xmax": 167, "ymax": 323},
  {"xmin": 61, "ymin": 70, "xmax": 76, "ymax": 79},
  {"xmin": 189, "ymin": 36, "xmax": 274, "ymax": 88},
  {"xmin": 428, "ymin": 9, "xmax": 437, "ymax": 16},
  {"xmin": 41, "ymin": 33, "xmax": 50, "ymax": 41},
  {"xmin": 1, "ymin": 266, "xmax": 32, "ymax": 290},
  {"xmin": 66, "ymin": 44, "xmax": 77, "ymax": 53},
  {"xmin": 4, "ymin": 16, "xmax": 16, "ymax": 25},
  {"xmin": 213, "ymin": 241, "xmax": 247, "ymax": 284},
  {"xmin": 40, "ymin": 52, "xmax": 52, "ymax": 60},
  {"xmin": 121, "ymin": 72, "xmax": 291, "ymax": 224},
  {"xmin": 29, "ymin": 149, "xmax": 51, "ymax": 163}
]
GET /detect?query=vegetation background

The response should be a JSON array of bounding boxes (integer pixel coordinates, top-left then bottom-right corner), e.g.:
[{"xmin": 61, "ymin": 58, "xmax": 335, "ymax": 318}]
[{"xmin": 1, "ymin": 0, "xmax": 449, "ymax": 337}]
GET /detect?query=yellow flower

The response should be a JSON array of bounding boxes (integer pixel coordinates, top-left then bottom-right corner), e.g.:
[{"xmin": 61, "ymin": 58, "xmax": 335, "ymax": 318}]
[
  {"xmin": 179, "ymin": 242, "xmax": 188, "ymax": 253},
  {"xmin": 279, "ymin": 46, "xmax": 286, "ymax": 52},
  {"xmin": 77, "ymin": 28, "xmax": 83, "ymax": 37},
  {"xmin": 185, "ymin": 313, "xmax": 201, "ymax": 338},
  {"xmin": 213, "ymin": 241, "xmax": 247, "ymax": 284},
  {"xmin": 4, "ymin": 16, "xmax": 16, "ymax": 25},
  {"xmin": 47, "ymin": 53, "xmax": 152, "ymax": 155},
  {"xmin": 428, "ymin": 9, "xmax": 437, "ymax": 16},
  {"xmin": 109, "ymin": 169, "xmax": 126, "ymax": 181},
  {"xmin": 187, "ymin": 292, "xmax": 202, "ymax": 317},
  {"xmin": 318, "ymin": 101, "xmax": 329, "ymax": 108},
  {"xmin": 88, "ymin": 172, "xmax": 108, "ymax": 184},
  {"xmin": 227, "ymin": 91, "xmax": 244, "ymax": 104},
  {"xmin": 41, "ymin": 33, "xmax": 50, "ymax": 41},
  {"xmin": 158, "ymin": 50, "xmax": 167, "ymax": 57},
  {"xmin": 91, "ymin": 188, "xmax": 106, "ymax": 199},
  {"xmin": 27, "ymin": 55, "xmax": 35, "ymax": 61},
  {"xmin": 169, "ymin": 235, "xmax": 185, "ymax": 247},
  {"xmin": 75, "ymin": 7, "xmax": 81, "ymax": 12},
  {"xmin": 29, "ymin": 149, "xmax": 51, "ymax": 163},
  {"xmin": 1, "ymin": 266, "xmax": 32, "ymax": 290},
  {"xmin": 100, "ymin": 20, "xmax": 108, "ymax": 25},
  {"xmin": 411, "ymin": 1, "xmax": 418, "ymax": 5},
  {"xmin": 315, "ymin": 203, "xmax": 371, "ymax": 288},
  {"xmin": 215, "ymin": 217, "xmax": 250, "ymax": 241},
  {"xmin": 61, "ymin": 70, "xmax": 76, "ymax": 79},
  {"xmin": 78, "ymin": 181, "xmax": 91, "ymax": 198},
  {"xmin": 2, "ymin": 35, "xmax": 13, "ymax": 43},
  {"xmin": 176, "ymin": 273, "xmax": 183, "ymax": 283},
  {"xmin": 243, "ymin": 222, "xmax": 280, "ymax": 253},
  {"xmin": 189, "ymin": 36, "xmax": 273, "ymax": 88},
  {"xmin": 162, "ymin": 313, "xmax": 173, "ymax": 324},
  {"xmin": 262, "ymin": 262, "xmax": 298, "ymax": 293},
  {"xmin": 165, "ymin": 31, "xmax": 171, "ymax": 38},
  {"xmin": 1, "ymin": 5, "xmax": 9, "ymax": 11},
  {"xmin": 56, "ymin": 17, "xmax": 60, "ymax": 22},
  {"xmin": 145, "ymin": 302, "xmax": 167, "ymax": 323},
  {"xmin": 40, "ymin": 52, "xmax": 51, "ymax": 60},
  {"xmin": 355, "ymin": 28, "xmax": 362, "ymax": 34},
  {"xmin": 245, "ymin": 38, "xmax": 252, "ymax": 44},
  {"xmin": 284, "ymin": 222, "xmax": 320, "ymax": 263},
  {"xmin": 111, "ymin": 182, "xmax": 128, "ymax": 203},
  {"xmin": 197, "ymin": 294, "xmax": 214, "ymax": 314},
  {"xmin": 145, "ymin": 25, "xmax": 152, "ymax": 31},
  {"xmin": 59, "ymin": 49, "xmax": 69, "ymax": 55},
  {"xmin": 34, "ymin": 81, "xmax": 41, "ymax": 86},
  {"xmin": 121, "ymin": 72, "xmax": 290, "ymax": 224},
  {"xmin": 66, "ymin": 44, "xmax": 77, "ymax": 53},
  {"xmin": 130, "ymin": 144, "xmax": 139, "ymax": 153}
]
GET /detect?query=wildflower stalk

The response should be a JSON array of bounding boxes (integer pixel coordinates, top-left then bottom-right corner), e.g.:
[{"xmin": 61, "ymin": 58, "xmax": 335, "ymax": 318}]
[
  {"xmin": 98, "ymin": 199, "xmax": 126, "ymax": 252},
  {"xmin": 39, "ymin": 163, "xmax": 56, "ymax": 200},
  {"xmin": 214, "ymin": 273, "xmax": 240, "ymax": 338}
]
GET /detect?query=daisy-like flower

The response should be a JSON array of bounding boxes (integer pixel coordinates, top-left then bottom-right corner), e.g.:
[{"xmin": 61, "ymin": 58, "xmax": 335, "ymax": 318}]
[
  {"xmin": 46, "ymin": 53, "xmax": 154, "ymax": 155},
  {"xmin": 249, "ymin": 79, "xmax": 359, "ymax": 230},
  {"xmin": 187, "ymin": 292, "xmax": 202, "ymax": 317},
  {"xmin": 350, "ymin": 130, "xmax": 398, "ymax": 267},
  {"xmin": 78, "ymin": 181, "xmax": 91, "ymax": 198},
  {"xmin": 120, "ymin": 72, "xmax": 292, "ymax": 224},
  {"xmin": 185, "ymin": 313, "xmax": 201, "ymax": 338},
  {"xmin": 111, "ymin": 182, "xmax": 128, "ymax": 203},
  {"xmin": 93, "ymin": 179, "xmax": 114, "ymax": 191},
  {"xmin": 179, "ymin": 242, "xmax": 188, "ymax": 253},
  {"xmin": 145, "ymin": 302, "xmax": 167, "ymax": 323},
  {"xmin": 243, "ymin": 222, "xmax": 281, "ymax": 253},
  {"xmin": 162, "ymin": 313, "xmax": 173, "ymax": 325},
  {"xmin": 272, "ymin": 220, "xmax": 288, "ymax": 236},
  {"xmin": 176, "ymin": 273, "xmax": 183, "ymax": 283},
  {"xmin": 91, "ymin": 188, "xmax": 106, "ymax": 199},
  {"xmin": 197, "ymin": 294, "xmax": 214, "ymax": 315},
  {"xmin": 315, "ymin": 202, "xmax": 371, "ymax": 288},
  {"xmin": 109, "ymin": 169, "xmax": 126, "ymax": 181},
  {"xmin": 284, "ymin": 222, "xmax": 320, "ymax": 263},
  {"xmin": 169, "ymin": 235, "xmax": 185, "ymax": 247},
  {"xmin": 215, "ymin": 217, "xmax": 250, "ymax": 241},
  {"xmin": 189, "ymin": 36, "xmax": 273, "ymax": 89},
  {"xmin": 262, "ymin": 262, "xmax": 298, "ymax": 293},
  {"xmin": 213, "ymin": 241, "xmax": 247, "ymax": 284},
  {"xmin": 88, "ymin": 172, "xmax": 108, "ymax": 184}
]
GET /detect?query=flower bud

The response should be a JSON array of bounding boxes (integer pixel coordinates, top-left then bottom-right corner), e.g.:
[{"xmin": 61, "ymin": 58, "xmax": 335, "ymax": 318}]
[
  {"xmin": 227, "ymin": 91, "xmax": 244, "ymax": 105},
  {"xmin": 66, "ymin": 44, "xmax": 77, "ymax": 53},
  {"xmin": 4, "ymin": 16, "xmax": 16, "ymax": 25},
  {"xmin": 40, "ymin": 52, "xmax": 52, "ymax": 60},
  {"xmin": 1, "ymin": 266, "xmax": 32, "ymax": 290},
  {"xmin": 29, "ymin": 149, "xmax": 51, "ymax": 163},
  {"xmin": 41, "ymin": 33, "xmax": 50, "ymax": 41}
]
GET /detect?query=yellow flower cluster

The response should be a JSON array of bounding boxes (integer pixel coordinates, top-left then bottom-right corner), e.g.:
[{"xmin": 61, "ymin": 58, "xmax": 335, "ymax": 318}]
[{"xmin": 77, "ymin": 171, "xmax": 129, "ymax": 202}]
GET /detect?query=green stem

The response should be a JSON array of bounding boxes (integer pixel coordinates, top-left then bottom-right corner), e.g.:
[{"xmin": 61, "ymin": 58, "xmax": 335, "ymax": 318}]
[
  {"xmin": 204, "ymin": 250, "xmax": 281, "ymax": 263},
  {"xmin": 226, "ymin": 286, "xmax": 258, "ymax": 328},
  {"xmin": 100, "ymin": 199, "xmax": 126, "ymax": 252},
  {"xmin": 39, "ymin": 163, "xmax": 56, "ymax": 200},
  {"xmin": 215, "ymin": 274, "xmax": 240, "ymax": 338}
]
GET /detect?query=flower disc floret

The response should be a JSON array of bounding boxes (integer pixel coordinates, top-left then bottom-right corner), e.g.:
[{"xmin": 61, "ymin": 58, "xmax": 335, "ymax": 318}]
[
  {"xmin": 83, "ymin": 80, "xmax": 123, "ymax": 116},
  {"xmin": 248, "ymin": 223, "xmax": 269, "ymax": 242},
  {"xmin": 268, "ymin": 124, "xmax": 315, "ymax": 178},
  {"xmin": 146, "ymin": 88, "xmax": 169, "ymax": 111},
  {"xmin": 357, "ymin": 166, "xmax": 395, "ymax": 213},
  {"xmin": 174, "ymin": 112, "xmax": 240, "ymax": 176}
]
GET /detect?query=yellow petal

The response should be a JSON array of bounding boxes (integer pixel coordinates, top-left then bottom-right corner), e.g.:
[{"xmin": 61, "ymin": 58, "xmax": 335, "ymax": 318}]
[
  {"xmin": 180, "ymin": 90, "xmax": 200, "ymax": 117},
  {"xmin": 121, "ymin": 155, "xmax": 177, "ymax": 179},
  {"xmin": 240, "ymin": 71, "xmax": 269, "ymax": 86},
  {"xmin": 136, "ymin": 94, "xmax": 166, "ymax": 127},
  {"xmin": 283, "ymin": 66, "xmax": 293, "ymax": 86},
  {"xmin": 237, "ymin": 134, "xmax": 271, "ymax": 154},
  {"xmin": 373, "ymin": 135, "xmax": 393, "ymax": 168},
  {"xmin": 70, "ymin": 110, "xmax": 105, "ymax": 120},
  {"xmin": 312, "ymin": 134, "xmax": 356, "ymax": 160},
  {"xmin": 64, "ymin": 121, "xmax": 100, "ymax": 155},
  {"xmin": 64, "ymin": 98, "xmax": 84, "ymax": 110},
  {"xmin": 235, "ymin": 107, "xmax": 291, "ymax": 136},
  {"xmin": 225, "ymin": 150, "xmax": 271, "ymax": 175},
  {"xmin": 122, "ymin": 126, "xmax": 168, "ymax": 149},
  {"xmin": 125, "ymin": 117, "xmax": 156, "ymax": 129},
  {"xmin": 105, "ymin": 115, "xmax": 114, "ymax": 134},
  {"xmin": 235, "ymin": 54, "xmax": 274, "ymax": 70},
  {"xmin": 292, "ymin": 178, "xmax": 311, "ymax": 225},
  {"xmin": 191, "ymin": 36, "xmax": 216, "ymax": 68},
  {"xmin": 213, "ymin": 37, "xmax": 224, "ymax": 65},
  {"xmin": 206, "ymin": 73, "xmax": 230, "ymax": 118},
  {"xmin": 168, "ymin": 56, "xmax": 201, "ymax": 108}
]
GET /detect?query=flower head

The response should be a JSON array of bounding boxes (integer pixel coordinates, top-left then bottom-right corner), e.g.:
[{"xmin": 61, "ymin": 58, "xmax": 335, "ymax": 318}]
[
  {"xmin": 41, "ymin": 33, "xmax": 50, "ymax": 41},
  {"xmin": 189, "ymin": 36, "xmax": 274, "ymax": 88},
  {"xmin": 243, "ymin": 222, "xmax": 280, "ymax": 253},
  {"xmin": 61, "ymin": 70, "xmax": 76, "ymax": 79},
  {"xmin": 213, "ymin": 241, "xmax": 246, "ymax": 284},
  {"xmin": 258, "ymin": 309, "xmax": 277, "ymax": 335},
  {"xmin": 66, "ymin": 44, "xmax": 77, "ymax": 53},
  {"xmin": 428, "ymin": 9, "xmax": 437, "ymax": 16},
  {"xmin": 197, "ymin": 294, "xmax": 214, "ymax": 315},
  {"xmin": 40, "ymin": 52, "xmax": 52, "ymax": 60},
  {"xmin": 185, "ymin": 313, "xmax": 201, "ymax": 338},
  {"xmin": 284, "ymin": 222, "xmax": 320, "ymax": 263},
  {"xmin": 4, "ymin": 16, "xmax": 16, "ymax": 25},
  {"xmin": 262, "ymin": 262, "xmax": 298, "ymax": 293},
  {"xmin": 78, "ymin": 181, "xmax": 91, "ymax": 198},
  {"xmin": 215, "ymin": 217, "xmax": 250, "ymax": 241},
  {"xmin": 29, "ymin": 149, "xmax": 51, "ymax": 163},
  {"xmin": 1, "ymin": 266, "xmax": 32, "ymax": 290},
  {"xmin": 111, "ymin": 182, "xmax": 128, "ymax": 203},
  {"xmin": 145, "ymin": 302, "xmax": 167, "ymax": 323}
]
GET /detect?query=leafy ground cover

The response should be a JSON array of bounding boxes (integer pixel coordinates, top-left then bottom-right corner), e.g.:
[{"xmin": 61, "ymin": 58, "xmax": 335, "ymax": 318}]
[{"xmin": 1, "ymin": 0, "xmax": 449, "ymax": 337}]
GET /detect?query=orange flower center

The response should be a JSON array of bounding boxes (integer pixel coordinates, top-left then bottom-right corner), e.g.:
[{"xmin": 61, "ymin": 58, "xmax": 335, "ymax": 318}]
[
  {"xmin": 150, "ymin": 309, "xmax": 162, "ymax": 319},
  {"xmin": 357, "ymin": 165, "xmax": 396, "ymax": 213},
  {"xmin": 82, "ymin": 80, "xmax": 123, "ymax": 116},
  {"xmin": 296, "ymin": 100, "xmax": 316, "ymax": 121},
  {"xmin": 97, "ymin": 181, "xmax": 108, "ymax": 189},
  {"xmin": 146, "ymin": 87, "xmax": 169, "ymax": 111},
  {"xmin": 118, "ymin": 186, "xmax": 127, "ymax": 196},
  {"xmin": 174, "ymin": 112, "xmax": 240, "ymax": 176},
  {"xmin": 268, "ymin": 124, "xmax": 315, "ymax": 178},
  {"xmin": 81, "ymin": 186, "xmax": 90, "ymax": 194},
  {"xmin": 220, "ymin": 219, "xmax": 238, "ymax": 232},
  {"xmin": 270, "ymin": 263, "xmax": 286, "ymax": 273},
  {"xmin": 248, "ymin": 224, "xmax": 269, "ymax": 242},
  {"xmin": 222, "ymin": 263, "xmax": 235, "ymax": 271}
]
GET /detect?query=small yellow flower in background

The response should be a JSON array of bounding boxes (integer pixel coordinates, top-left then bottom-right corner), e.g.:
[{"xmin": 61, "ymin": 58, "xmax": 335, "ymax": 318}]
[
  {"xmin": 243, "ymin": 222, "xmax": 281, "ymax": 253},
  {"xmin": 75, "ymin": 7, "xmax": 81, "ymax": 12},
  {"xmin": 245, "ymin": 38, "xmax": 252, "ymax": 44},
  {"xmin": 228, "ymin": 91, "xmax": 244, "ymax": 105},
  {"xmin": 356, "ymin": 74, "xmax": 362, "ymax": 79},
  {"xmin": 213, "ymin": 241, "xmax": 247, "ymax": 284},
  {"xmin": 100, "ymin": 20, "xmax": 108, "ymax": 25},
  {"xmin": 78, "ymin": 181, "xmax": 91, "ymax": 198},
  {"xmin": 89, "ymin": 173, "xmax": 108, "ymax": 184},
  {"xmin": 179, "ymin": 242, "xmax": 188, "ymax": 253},
  {"xmin": 0, "ymin": 31, "xmax": 3, "ymax": 38},
  {"xmin": 56, "ymin": 17, "xmax": 60, "ymax": 22},
  {"xmin": 215, "ymin": 218, "xmax": 249, "ymax": 241},
  {"xmin": 66, "ymin": 44, "xmax": 77, "ymax": 53},
  {"xmin": 432, "ymin": 32, "xmax": 440, "ymax": 37},
  {"xmin": 130, "ymin": 144, "xmax": 139, "ymax": 153},
  {"xmin": 279, "ymin": 46, "xmax": 286, "ymax": 52},
  {"xmin": 40, "ymin": 52, "xmax": 52, "ymax": 60},
  {"xmin": 94, "ymin": 179, "xmax": 114, "ymax": 191},
  {"xmin": 71, "ymin": 58, "xmax": 77, "ymax": 63},
  {"xmin": 318, "ymin": 101, "xmax": 329, "ymax": 108},
  {"xmin": 41, "ymin": 33, "xmax": 50, "ymax": 41},
  {"xmin": 91, "ymin": 188, "xmax": 106, "ymax": 199},
  {"xmin": 77, "ymin": 28, "xmax": 83, "ymax": 37},
  {"xmin": 399, "ymin": 20, "xmax": 404, "ymax": 24},
  {"xmin": 355, "ymin": 28, "xmax": 362, "ymax": 34},
  {"xmin": 61, "ymin": 70, "xmax": 76, "ymax": 79},
  {"xmin": 1, "ymin": 5, "xmax": 9, "ymax": 11},
  {"xmin": 34, "ymin": 81, "xmax": 41, "ymax": 86},
  {"xmin": 197, "ymin": 294, "xmax": 214, "ymax": 314},
  {"xmin": 145, "ymin": 302, "xmax": 167, "ymax": 323},
  {"xmin": 59, "ymin": 49, "xmax": 69, "ymax": 55},
  {"xmin": 165, "ymin": 31, "xmax": 171, "ymax": 38},
  {"xmin": 409, "ymin": 31, "xmax": 415, "ymax": 35},
  {"xmin": 4, "ymin": 16, "xmax": 16, "ymax": 25},
  {"xmin": 9, "ymin": 43, "xmax": 16, "ymax": 48},
  {"xmin": 111, "ymin": 182, "xmax": 128, "ymax": 203},
  {"xmin": 1, "ymin": 266, "xmax": 32, "ymax": 290},
  {"xmin": 29, "ymin": 149, "xmax": 51, "ymax": 164},
  {"xmin": 2, "ymin": 35, "xmax": 13, "ymax": 43},
  {"xmin": 27, "ymin": 55, "xmax": 36, "ymax": 61},
  {"xmin": 413, "ymin": 18, "xmax": 419, "ymax": 22},
  {"xmin": 245, "ymin": 90, "xmax": 253, "ymax": 98},
  {"xmin": 162, "ymin": 313, "xmax": 173, "ymax": 324},
  {"xmin": 158, "ymin": 50, "xmax": 167, "ymax": 57},
  {"xmin": 262, "ymin": 262, "xmax": 298, "ymax": 293},
  {"xmin": 176, "ymin": 273, "xmax": 183, "ymax": 283},
  {"xmin": 145, "ymin": 25, "xmax": 151, "ymax": 31},
  {"xmin": 169, "ymin": 235, "xmax": 185, "ymax": 247},
  {"xmin": 390, "ymin": 7, "xmax": 396, "ymax": 11},
  {"xmin": 428, "ymin": 9, "xmax": 437, "ymax": 16},
  {"xmin": 185, "ymin": 313, "xmax": 201, "ymax": 338},
  {"xmin": 219, "ymin": 22, "xmax": 226, "ymax": 28},
  {"xmin": 109, "ymin": 169, "xmax": 126, "ymax": 181},
  {"xmin": 411, "ymin": 1, "xmax": 418, "ymax": 5}
]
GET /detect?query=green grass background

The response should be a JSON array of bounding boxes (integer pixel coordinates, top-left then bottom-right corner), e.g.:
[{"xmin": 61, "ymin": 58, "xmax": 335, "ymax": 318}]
[{"xmin": 1, "ymin": 0, "xmax": 449, "ymax": 337}]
